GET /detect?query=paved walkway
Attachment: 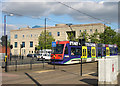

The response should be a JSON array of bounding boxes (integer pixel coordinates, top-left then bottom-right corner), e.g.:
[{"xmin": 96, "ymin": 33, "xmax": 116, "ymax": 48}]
[
  {"xmin": 1, "ymin": 62, "xmax": 98, "ymax": 85},
  {"xmin": 1, "ymin": 62, "xmax": 120, "ymax": 85}
]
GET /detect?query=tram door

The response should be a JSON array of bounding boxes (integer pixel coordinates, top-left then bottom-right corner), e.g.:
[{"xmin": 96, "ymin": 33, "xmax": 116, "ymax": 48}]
[
  {"xmin": 91, "ymin": 47, "xmax": 96, "ymax": 58},
  {"xmin": 82, "ymin": 46, "xmax": 87, "ymax": 58},
  {"xmin": 106, "ymin": 47, "xmax": 110, "ymax": 56}
]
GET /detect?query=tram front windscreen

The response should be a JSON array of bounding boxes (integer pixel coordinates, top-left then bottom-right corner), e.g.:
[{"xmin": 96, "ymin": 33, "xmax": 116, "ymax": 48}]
[{"xmin": 52, "ymin": 44, "xmax": 64, "ymax": 54}]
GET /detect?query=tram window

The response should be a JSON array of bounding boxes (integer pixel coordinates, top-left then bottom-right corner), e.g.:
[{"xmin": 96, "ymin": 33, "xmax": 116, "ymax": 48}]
[
  {"xmin": 64, "ymin": 46, "xmax": 68, "ymax": 54},
  {"xmin": 112, "ymin": 48, "xmax": 115, "ymax": 54},
  {"xmin": 85, "ymin": 49, "xmax": 86, "ymax": 56},
  {"xmin": 87, "ymin": 49, "xmax": 91, "ymax": 56},
  {"xmin": 115, "ymin": 48, "xmax": 117, "ymax": 54},
  {"xmin": 103, "ymin": 49, "xmax": 106, "ymax": 55},
  {"xmin": 110, "ymin": 48, "xmax": 112, "ymax": 55},
  {"xmin": 92, "ymin": 49, "xmax": 95, "ymax": 56},
  {"xmin": 76, "ymin": 48, "xmax": 81, "ymax": 55},
  {"xmin": 98, "ymin": 49, "xmax": 101, "ymax": 56},
  {"xmin": 71, "ymin": 47, "xmax": 76, "ymax": 55},
  {"xmin": 83, "ymin": 49, "xmax": 86, "ymax": 56},
  {"xmin": 83, "ymin": 49, "xmax": 84, "ymax": 56}
]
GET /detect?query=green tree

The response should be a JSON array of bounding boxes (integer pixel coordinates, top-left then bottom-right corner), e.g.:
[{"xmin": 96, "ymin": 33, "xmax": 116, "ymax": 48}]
[
  {"xmin": 77, "ymin": 31, "xmax": 90, "ymax": 42},
  {"xmin": 99, "ymin": 27, "xmax": 117, "ymax": 44},
  {"xmin": 36, "ymin": 31, "xmax": 55, "ymax": 49},
  {"xmin": 115, "ymin": 33, "xmax": 120, "ymax": 52},
  {"xmin": 89, "ymin": 29, "xmax": 100, "ymax": 43},
  {"xmin": 67, "ymin": 32, "xmax": 75, "ymax": 41},
  {"xmin": 7, "ymin": 39, "xmax": 10, "ymax": 47}
]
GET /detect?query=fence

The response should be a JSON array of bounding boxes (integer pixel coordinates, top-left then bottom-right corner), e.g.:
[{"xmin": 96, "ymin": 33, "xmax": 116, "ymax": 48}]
[{"xmin": 3, "ymin": 55, "xmax": 54, "ymax": 72}]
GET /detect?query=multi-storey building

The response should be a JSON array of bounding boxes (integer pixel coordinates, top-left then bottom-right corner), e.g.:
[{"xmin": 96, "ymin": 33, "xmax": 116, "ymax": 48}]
[{"xmin": 10, "ymin": 23, "xmax": 106, "ymax": 56}]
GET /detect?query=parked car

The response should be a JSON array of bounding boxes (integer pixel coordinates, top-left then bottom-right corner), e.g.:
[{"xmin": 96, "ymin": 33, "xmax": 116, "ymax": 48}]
[
  {"xmin": 27, "ymin": 54, "xmax": 38, "ymax": 58},
  {"xmin": 27, "ymin": 54, "xmax": 33, "ymax": 57}
]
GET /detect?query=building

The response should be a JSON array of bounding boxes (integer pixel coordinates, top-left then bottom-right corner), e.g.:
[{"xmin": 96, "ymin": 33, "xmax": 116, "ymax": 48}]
[
  {"xmin": 0, "ymin": 44, "xmax": 10, "ymax": 59},
  {"xmin": 10, "ymin": 23, "xmax": 106, "ymax": 56}
]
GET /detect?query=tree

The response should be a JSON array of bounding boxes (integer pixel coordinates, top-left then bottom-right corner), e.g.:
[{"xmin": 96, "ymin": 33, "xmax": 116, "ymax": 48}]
[
  {"xmin": 77, "ymin": 31, "xmax": 90, "ymax": 42},
  {"xmin": 115, "ymin": 33, "xmax": 120, "ymax": 52},
  {"xmin": 89, "ymin": 29, "xmax": 100, "ymax": 43},
  {"xmin": 99, "ymin": 27, "xmax": 117, "ymax": 44},
  {"xmin": 67, "ymin": 32, "xmax": 75, "ymax": 41},
  {"xmin": 36, "ymin": 31, "xmax": 55, "ymax": 50}
]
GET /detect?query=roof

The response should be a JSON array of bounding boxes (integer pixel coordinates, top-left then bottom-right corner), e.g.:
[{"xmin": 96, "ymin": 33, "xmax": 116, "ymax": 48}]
[{"xmin": 10, "ymin": 23, "xmax": 105, "ymax": 32}]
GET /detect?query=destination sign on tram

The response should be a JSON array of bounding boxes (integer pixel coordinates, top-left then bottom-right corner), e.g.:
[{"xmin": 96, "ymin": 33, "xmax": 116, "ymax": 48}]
[{"xmin": 69, "ymin": 41, "xmax": 81, "ymax": 46}]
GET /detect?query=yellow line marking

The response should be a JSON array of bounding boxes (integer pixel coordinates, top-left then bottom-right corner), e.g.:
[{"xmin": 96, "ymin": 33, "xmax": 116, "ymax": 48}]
[
  {"xmin": 35, "ymin": 70, "xmax": 54, "ymax": 73},
  {"xmin": 82, "ymin": 72, "xmax": 95, "ymax": 76}
]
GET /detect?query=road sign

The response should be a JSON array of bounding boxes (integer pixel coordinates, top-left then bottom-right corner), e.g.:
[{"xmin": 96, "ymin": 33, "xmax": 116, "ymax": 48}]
[{"xmin": 52, "ymin": 42, "xmax": 56, "ymax": 47}]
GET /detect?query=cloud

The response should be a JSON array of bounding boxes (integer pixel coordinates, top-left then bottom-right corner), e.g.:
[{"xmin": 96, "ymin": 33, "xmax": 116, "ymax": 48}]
[
  {"xmin": 115, "ymin": 29, "xmax": 120, "ymax": 33},
  {"xmin": 2, "ymin": 1, "xmax": 118, "ymax": 23},
  {"xmin": 0, "ymin": 24, "xmax": 17, "ymax": 38}
]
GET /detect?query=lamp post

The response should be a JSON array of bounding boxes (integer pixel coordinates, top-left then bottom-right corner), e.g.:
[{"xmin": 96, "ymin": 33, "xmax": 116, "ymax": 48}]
[
  {"xmin": 44, "ymin": 18, "xmax": 47, "ymax": 58},
  {"xmin": 104, "ymin": 23, "xmax": 106, "ymax": 59},
  {"xmin": 4, "ymin": 14, "xmax": 13, "ymax": 72}
]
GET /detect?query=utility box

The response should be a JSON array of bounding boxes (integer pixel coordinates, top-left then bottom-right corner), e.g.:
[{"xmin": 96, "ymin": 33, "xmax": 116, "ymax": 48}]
[
  {"xmin": 118, "ymin": 55, "xmax": 120, "ymax": 73},
  {"xmin": 98, "ymin": 58, "xmax": 118, "ymax": 84}
]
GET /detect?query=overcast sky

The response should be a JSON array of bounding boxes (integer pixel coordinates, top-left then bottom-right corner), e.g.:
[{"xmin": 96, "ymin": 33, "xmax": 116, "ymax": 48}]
[{"xmin": 0, "ymin": 0, "xmax": 119, "ymax": 39}]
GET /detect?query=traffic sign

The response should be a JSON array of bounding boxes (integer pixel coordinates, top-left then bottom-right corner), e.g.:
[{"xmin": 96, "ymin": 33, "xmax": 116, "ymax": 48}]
[{"xmin": 52, "ymin": 42, "xmax": 56, "ymax": 47}]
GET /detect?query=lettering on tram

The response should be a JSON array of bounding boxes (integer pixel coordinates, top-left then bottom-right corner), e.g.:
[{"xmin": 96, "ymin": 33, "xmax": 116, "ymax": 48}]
[{"xmin": 50, "ymin": 41, "xmax": 118, "ymax": 64}]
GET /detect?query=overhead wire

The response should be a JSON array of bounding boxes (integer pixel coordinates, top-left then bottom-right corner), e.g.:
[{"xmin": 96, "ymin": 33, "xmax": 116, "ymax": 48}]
[{"xmin": 54, "ymin": 0, "xmax": 111, "ymax": 24}]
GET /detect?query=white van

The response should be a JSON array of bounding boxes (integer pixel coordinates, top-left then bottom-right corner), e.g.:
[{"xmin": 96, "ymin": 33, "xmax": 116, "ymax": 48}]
[{"xmin": 37, "ymin": 49, "xmax": 51, "ymax": 60}]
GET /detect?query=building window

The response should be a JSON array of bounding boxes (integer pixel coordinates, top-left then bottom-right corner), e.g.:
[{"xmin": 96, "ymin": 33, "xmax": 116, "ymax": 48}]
[
  {"xmin": 22, "ymin": 42, "xmax": 25, "ymax": 47},
  {"xmin": 49, "ymin": 32, "xmax": 52, "ymax": 36},
  {"xmin": 15, "ymin": 42, "xmax": 17, "ymax": 48},
  {"xmin": 90, "ymin": 29, "xmax": 92, "ymax": 32},
  {"xmin": 80, "ymin": 30, "xmax": 81, "ymax": 32},
  {"xmin": 23, "ymin": 35, "xmax": 24, "ymax": 38},
  {"xmin": 31, "ymin": 34, "xmax": 32, "ymax": 37},
  {"xmin": 57, "ymin": 32, "xmax": 60, "ymax": 36},
  {"xmin": 14, "ymin": 34, "xmax": 18, "ymax": 39},
  {"xmin": 30, "ymin": 41, "xmax": 33, "ymax": 47}
]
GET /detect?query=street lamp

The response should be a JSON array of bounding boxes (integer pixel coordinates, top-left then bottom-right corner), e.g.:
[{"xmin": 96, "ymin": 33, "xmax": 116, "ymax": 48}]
[
  {"xmin": 4, "ymin": 14, "xmax": 13, "ymax": 35},
  {"xmin": 4, "ymin": 13, "xmax": 13, "ymax": 72}
]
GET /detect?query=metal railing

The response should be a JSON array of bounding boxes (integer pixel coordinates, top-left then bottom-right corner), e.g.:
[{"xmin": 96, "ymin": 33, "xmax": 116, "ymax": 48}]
[{"xmin": 2, "ymin": 55, "xmax": 52, "ymax": 71}]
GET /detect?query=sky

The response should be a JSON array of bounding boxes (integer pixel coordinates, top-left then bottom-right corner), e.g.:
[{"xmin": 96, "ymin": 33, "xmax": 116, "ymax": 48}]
[{"xmin": 0, "ymin": 0, "xmax": 119, "ymax": 39}]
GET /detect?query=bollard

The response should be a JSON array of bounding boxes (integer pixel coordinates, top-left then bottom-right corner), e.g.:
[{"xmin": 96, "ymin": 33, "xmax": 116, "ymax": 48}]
[
  {"xmin": 22, "ymin": 56, "xmax": 23, "ymax": 64},
  {"xmin": 43, "ymin": 58, "xmax": 45, "ymax": 69},
  {"xmin": 53, "ymin": 55, "xmax": 55, "ymax": 69},
  {"xmin": 30, "ymin": 58, "xmax": 32, "ymax": 70},
  {"xmin": 81, "ymin": 58, "xmax": 82, "ymax": 76},
  {"xmin": 15, "ymin": 60, "xmax": 17, "ymax": 71}
]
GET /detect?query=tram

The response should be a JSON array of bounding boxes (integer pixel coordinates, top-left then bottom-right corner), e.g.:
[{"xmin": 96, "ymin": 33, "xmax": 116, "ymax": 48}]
[{"xmin": 50, "ymin": 41, "xmax": 118, "ymax": 64}]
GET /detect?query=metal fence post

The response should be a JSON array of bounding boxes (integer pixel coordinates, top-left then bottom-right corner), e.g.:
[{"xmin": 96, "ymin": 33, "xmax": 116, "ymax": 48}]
[
  {"xmin": 43, "ymin": 58, "xmax": 45, "ymax": 69},
  {"xmin": 22, "ymin": 56, "xmax": 23, "ymax": 64},
  {"xmin": 30, "ymin": 58, "xmax": 32, "ymax": 70},
  {"xmin": 15, "ymin": 60, "xmax": 17, "ymax": 71}
]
